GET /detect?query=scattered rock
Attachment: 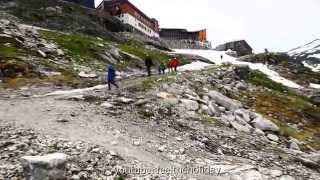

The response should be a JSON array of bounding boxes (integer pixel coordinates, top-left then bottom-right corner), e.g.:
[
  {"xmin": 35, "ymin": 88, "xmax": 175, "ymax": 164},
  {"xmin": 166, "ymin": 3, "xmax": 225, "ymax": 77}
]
[
  {"xmin": 268, "ymin": 169, "xmax": 283, "ymax": 178},
  {"xmin": 118, "ymin": 97, "xmax": 134, "ymax": 104},
  {"xmin": 101, "ymin": 102, "xmax": 113, "ymax": 108},
  {"xmin": 279, "ymin": 175, "xmax": 295, "ymax": 180},
  {"xmin": 253, "ymin": 128, "xmax": 265, "ymax": 135},
  {"xmin": 234, "ymin": 109, "xmax": 251, "ymax": 123},
  {"xmin": 267, "ymin": 134, "xmax": 279, "ymax": 142},
  {"xmin": 230, "ymin": 120, "xmax": 252, "ymax": 133},
  {"xmin": 56, "ymin": 118, "xmax": 69, "ymax": 123},
  {"xmin": 207, "ymin": 102, "xmax": 221, "ymax": 116},
  {"xmin": 158, "ymin": 145, "xmax": 166, "ymax": 152},
  {"xmin": 288, "ymin": 141, "xmax": 300, "ymax": 151},
  {"xmin": 37, "ymin": 50, "xmax": 47, "ymax": 58}
]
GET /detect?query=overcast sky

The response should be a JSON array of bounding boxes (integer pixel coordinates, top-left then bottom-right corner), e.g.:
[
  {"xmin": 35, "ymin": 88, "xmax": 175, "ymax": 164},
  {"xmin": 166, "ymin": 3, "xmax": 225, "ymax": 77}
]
[{"xmin": 95, "ymin": 0, "xmax": 320, "ymax": 52}]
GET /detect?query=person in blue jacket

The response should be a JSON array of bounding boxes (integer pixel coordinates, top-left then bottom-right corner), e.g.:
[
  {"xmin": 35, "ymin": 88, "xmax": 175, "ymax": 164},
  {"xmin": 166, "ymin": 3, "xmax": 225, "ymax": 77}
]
[{"xmin": 106, "ymin": 64, "xmax": 119, "ymax": 90}]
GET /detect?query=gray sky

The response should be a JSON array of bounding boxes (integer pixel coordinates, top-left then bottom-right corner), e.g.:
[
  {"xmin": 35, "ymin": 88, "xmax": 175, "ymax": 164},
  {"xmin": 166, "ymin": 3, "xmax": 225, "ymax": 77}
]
[{"xmin": 95, "ymin": 0, "xmax": 320, "ymax": 52}]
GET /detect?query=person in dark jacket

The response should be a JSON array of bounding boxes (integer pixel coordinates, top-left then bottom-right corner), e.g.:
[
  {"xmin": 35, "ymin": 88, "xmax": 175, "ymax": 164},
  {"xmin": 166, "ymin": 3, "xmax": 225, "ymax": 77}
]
[
  {"xmin": 144, "ymin": 55, "xmax": 153, "ymax": 76},
  {"xmin": 106, "ymin": 64, "xmax": 119, "ymax": 90}
]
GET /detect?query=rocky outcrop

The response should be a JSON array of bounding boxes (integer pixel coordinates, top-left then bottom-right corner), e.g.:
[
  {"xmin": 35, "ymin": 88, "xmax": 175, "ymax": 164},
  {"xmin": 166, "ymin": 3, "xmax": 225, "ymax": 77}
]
[
  {"xmin": 0, "ymin": 0, "xmax": 126, "ymax": 42},
  {"xmin": 21, "ymin": 153, "xmax": 67, "ymax": 180},
  {"xmin": 208, "ymin": 90, "xmax": 242, "ymax": 111},
  {"xmin": 251, "ymin": 115, "xmax": 280, "ymax": 132}
]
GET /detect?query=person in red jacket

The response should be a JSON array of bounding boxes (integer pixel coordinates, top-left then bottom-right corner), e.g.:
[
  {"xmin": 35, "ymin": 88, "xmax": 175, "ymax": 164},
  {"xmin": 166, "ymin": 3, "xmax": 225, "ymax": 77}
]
[{"xmin": 170, "ymin": 57, "xmax": 179, "ymax": 72}]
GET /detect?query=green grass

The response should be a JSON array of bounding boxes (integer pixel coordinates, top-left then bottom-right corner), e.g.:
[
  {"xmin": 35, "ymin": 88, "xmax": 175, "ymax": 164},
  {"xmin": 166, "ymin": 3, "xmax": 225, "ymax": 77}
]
[
  {"xmin": 248, "ymin": 70, "xmax": 290, "ymax": 93},
  {"xmin": 0, "ymin": 45, "xmax": 18, "ymax": 58},
  {"xmin": 40, "ymin": 30, "xmax": 107, "ymax": 65}
]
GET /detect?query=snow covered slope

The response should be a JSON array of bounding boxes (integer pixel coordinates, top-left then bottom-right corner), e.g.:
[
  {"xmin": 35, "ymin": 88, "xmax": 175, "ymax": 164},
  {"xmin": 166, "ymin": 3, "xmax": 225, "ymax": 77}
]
[
  {"xmin": 174, "ymin": 49, "xmax": 301, "ymax": 89},
  {"xmin": 288, "ymin": 39, "xmax": 320, "ymax": 58},
  {"xmin": 288, "ymin": 39, "xmax": 320, "ymax": 72}
]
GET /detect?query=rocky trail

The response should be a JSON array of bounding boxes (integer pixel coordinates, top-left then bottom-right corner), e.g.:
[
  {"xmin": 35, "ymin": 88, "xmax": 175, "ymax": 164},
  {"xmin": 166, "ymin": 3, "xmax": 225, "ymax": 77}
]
[{"xmin": 1, "ymin": 66, "xmax": 320, "ymax": 180}]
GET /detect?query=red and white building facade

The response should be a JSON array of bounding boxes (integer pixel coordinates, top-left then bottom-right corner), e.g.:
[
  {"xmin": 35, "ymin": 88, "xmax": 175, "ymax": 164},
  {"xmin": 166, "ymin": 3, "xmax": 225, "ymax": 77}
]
[{"xmin": 97, "ymin": 0, "xmax": 160, "ymax": 38}]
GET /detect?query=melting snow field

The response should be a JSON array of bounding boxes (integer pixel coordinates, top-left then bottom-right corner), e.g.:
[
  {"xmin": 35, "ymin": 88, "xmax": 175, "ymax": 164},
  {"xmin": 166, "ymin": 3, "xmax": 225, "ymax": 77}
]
[
  {"xmin": 302, "ymin": 61, "xmax": 320, "ymax": 72},
  {"xmin": 178, "ymin": 61, "xmax": 212, "ymax": 71},
  {"xmin": 310, "ymin": 83, "xmax": 320, "ymax": 89},
  {"xmin": 174, "ymin": 49, "xmax": 302, "ymax": 89},
  {"xmin": 310, "ymin": 54, "xmax": 320, "ymax": 59},
  {"xmin": 42, "ymin": 85, "xmax": 107, "ymax": 96}
]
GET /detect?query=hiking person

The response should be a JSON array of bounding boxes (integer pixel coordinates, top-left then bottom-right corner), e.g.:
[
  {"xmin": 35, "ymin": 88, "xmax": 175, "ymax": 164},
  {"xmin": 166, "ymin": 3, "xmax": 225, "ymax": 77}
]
[
  {"xmin": 170, "ymin": 57, "xmax": 179, "ymax": 72},
  {"xmin": 220, "ymin": 55, "xmax": 223, "ymax": 60},
  {"xmin": 159, "ymin": 62, "xmax": 166, "ymax": 74},
  {"xmin": 144, "ymin": 55, "xmax": 153, "ymax": 76},
  {"xmin": 106, "ymin": 64, "xmax": 119, "ymax": 90},
  {"xmin": 157, "ymin": 64, "xmax": 162, "ymax": 75}
]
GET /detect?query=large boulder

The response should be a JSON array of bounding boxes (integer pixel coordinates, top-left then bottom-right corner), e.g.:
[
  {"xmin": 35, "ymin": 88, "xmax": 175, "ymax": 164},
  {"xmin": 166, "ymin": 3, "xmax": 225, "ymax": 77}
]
[
  {"xmin": 234, "ymin": 109, "xmax": 251, "ymax": 123},
  {"xmin": 234, "ymin": 65, "xmax": 251, "ymax": 80},
  {"xmin": 21, "ymin": 153, "xmax": 68, "ymax": 180},
  {"xmin": 207, "ymin": 101, "xmax": 221, "ymax": 116},
  {"xmin": 208, "ymin": 91, "xmax": 242, "ymax": 111},
  {"xmin": 180, "ymin": 99, "xmax": 199, "ymax": 111},
  {"xmin": 251, "ymin": 115, "xmax": 279, "ymax": 132},
  {"xmin": 224, "ymin": 114, "xmax": 252, "ymax": 133}
]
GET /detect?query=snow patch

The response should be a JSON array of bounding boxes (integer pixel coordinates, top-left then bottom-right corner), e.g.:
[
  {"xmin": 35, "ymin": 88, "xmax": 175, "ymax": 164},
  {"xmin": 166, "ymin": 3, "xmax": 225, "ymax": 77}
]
[
  {"xmin": 174, "ymin": 49, "xmax": 301, "ymax": 89},
  {"xmin": 302, "ymin": 61, "xmax": 320, "ymax": 72},
  {"xmin": 179, "ymin": 61, "xmax": 213, "ymax": 71},
  {"xmin": 309, "ymin": 54, "xmax": 320, "ymax": 59},
  {"xmin": 42, "ymin": 85, "xmax": 107, "ymax": 96},
  {"xmin": 310, "ymin": 83, "xmax": 320, "ymax": 89},
  {"xmin": 78, "ymin": 71, "xmax": 97, "ymax": 78}
]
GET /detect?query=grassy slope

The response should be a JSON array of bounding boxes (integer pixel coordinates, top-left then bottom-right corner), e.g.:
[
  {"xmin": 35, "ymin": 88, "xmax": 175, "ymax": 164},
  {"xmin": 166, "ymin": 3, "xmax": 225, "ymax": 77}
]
[
  {"xmin": 39, "ymin": 30, "xmax": 174, "ymax": 70},
  {"xmin": 241, "ymin": 70, "xmax": 320, "ymax": 150},
  {"xmin": 40, "ymin": 30, "xmax": 107, "ymax": 69}
]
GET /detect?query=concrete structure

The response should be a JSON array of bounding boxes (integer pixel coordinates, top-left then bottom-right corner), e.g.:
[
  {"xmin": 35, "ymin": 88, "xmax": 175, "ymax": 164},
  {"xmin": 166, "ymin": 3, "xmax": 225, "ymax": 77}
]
[
  {"xmin": 160, "ymin": 29, "xmax": 207, "ymax": 42},
  {"xmin": 160, "ymin": 29, "xmax": 211, "ymax": 49},
  {"xmin": 97, "ymin": 0, "xmax": 159, "ymax": 38},
  {"xmin": 216, "ymin": 40, "xmax": 253, "ymax": 56}
]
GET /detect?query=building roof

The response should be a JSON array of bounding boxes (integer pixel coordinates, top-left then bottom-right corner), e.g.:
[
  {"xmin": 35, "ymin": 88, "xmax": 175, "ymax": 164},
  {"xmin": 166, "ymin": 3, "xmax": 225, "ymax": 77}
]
[{"xmin": 100, "ymin": 0, "xmax": 157, "ymax": 24}]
